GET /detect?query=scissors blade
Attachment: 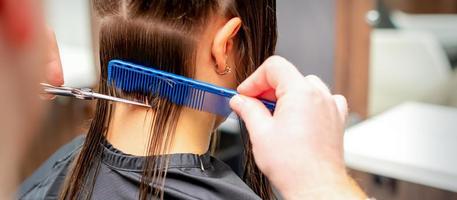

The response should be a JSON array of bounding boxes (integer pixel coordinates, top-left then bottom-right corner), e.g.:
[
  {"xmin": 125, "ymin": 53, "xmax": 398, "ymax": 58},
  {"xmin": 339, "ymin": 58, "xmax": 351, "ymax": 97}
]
[
  {"xmin": 89, "ymin": 92, "xmax": 150, "ymax": 108},
  {"xmin": 43, "ymin": 88, "xmax": 75, "ymax": 97},
  {"xmin": 41, "ymin": 83, "xmax": 150, "ymax": 108}
]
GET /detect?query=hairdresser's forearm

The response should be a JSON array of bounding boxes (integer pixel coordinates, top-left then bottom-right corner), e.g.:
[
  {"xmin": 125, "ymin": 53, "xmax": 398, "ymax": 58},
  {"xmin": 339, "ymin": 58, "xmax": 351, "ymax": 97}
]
[{"xmin": 279, "ymin": 170, "xmax": 367, "ymax": 200}]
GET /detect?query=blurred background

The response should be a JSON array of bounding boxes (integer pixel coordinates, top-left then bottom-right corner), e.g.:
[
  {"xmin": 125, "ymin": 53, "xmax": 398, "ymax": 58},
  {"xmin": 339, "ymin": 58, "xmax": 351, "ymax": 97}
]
[{"xmin": 23, "ymin": 0, "xmax": 457, "ymax": 199}]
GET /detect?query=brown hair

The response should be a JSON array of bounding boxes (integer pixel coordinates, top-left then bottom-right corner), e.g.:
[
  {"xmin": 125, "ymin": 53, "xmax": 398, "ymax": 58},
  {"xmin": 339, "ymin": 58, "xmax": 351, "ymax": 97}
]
[{"xmin": 61, "ymin": 0, "xmax": 277, "ymax": 199}]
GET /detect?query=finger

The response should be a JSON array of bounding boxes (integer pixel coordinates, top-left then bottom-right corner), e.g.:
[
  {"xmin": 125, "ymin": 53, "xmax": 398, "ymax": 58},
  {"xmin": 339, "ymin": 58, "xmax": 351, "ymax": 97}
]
[
  {"xmin": 257, "ymin": 89, "xmax": 276, "ymax": 102},
  {"xmin": 40, "ymin": 93, "xmax": 56, "ymax": 101},
  {"xmin": 237, "ymin": 56, "xmax": 302, "ymax": 99},
  {"xmin": 333, "ymin": 94, "xmax": 348, "ymax": 124},
  {"xmin": 230, "ymin": 95, "xmax": 273, "ymax": 135},
  {"xmin": 305, "ymin": 75, "xmax": 331, "ymax": 94},
  {"xmin": 45, "ymin": 27, "xmax": 64, "ymax": 86}
]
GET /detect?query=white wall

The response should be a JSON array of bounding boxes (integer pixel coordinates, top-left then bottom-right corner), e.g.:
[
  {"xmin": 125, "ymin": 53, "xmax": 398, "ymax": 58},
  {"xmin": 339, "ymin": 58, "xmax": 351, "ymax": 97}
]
[
  {"xmin": 276, "ymin": 0, "xmax": 335, "ymax": 87},
  {"xmin": 45, "ymin": 0, "xmax": 97, "ymax": 88},
  {"xmin": 45, "ymin": 1, "xmax": 337, "ymax": 88}
]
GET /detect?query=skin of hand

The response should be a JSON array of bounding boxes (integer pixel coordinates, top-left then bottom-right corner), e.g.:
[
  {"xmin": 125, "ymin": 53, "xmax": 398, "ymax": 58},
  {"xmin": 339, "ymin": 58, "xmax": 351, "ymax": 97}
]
[
  {"xmin": 230, "ymin": 56, "xmax": 366, "ymax": 199},
  {"xmin": 42, "ymin": 27, "xmax": 64, "ymax": 99},
  {"xmin": 45, "ymin": 28, "xmax": 64, "ymax": 87},
  {"xmin": 0, "ymin": 0, "xmax": 63, "ymax": 197}
]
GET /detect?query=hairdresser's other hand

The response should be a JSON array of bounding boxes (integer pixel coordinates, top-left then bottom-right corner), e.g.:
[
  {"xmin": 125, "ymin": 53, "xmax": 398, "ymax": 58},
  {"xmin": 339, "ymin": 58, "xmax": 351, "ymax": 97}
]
[
  {"xmin": 42, "ymin": 27, "xmax": 64, "ymax": 99},
  {"xmin": 230, "ymin": 56, "xmax": 365, "ymax": 200}
]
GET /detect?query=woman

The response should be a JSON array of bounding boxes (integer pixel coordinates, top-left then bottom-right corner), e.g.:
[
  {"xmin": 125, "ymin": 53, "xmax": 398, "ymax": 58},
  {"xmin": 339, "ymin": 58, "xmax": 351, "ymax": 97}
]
[{"xmin": 21, "ymin": 0, "xmax": 277, "ymax": 199}]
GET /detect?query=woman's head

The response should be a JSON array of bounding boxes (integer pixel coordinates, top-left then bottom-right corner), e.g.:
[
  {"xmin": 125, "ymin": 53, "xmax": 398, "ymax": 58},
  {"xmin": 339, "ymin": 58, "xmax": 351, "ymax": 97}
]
[
  {"xmin": 62, "ymin": 0, "xmax": 277, "ymax": 199},
  {"xmin": 94, "ymin": 0, "xmax": 277, "ymax": 94}
]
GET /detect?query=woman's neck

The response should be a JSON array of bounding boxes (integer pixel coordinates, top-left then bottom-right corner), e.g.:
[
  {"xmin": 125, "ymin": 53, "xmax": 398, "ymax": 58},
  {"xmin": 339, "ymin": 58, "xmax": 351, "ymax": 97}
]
[{"xmin": 106, "ymin": 103, "xmax": 217, "ymax": 156}]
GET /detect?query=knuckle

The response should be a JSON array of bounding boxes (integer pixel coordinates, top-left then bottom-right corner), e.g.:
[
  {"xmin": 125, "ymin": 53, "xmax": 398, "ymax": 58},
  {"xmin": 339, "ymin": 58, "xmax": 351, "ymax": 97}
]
[
  {"xmin": 267, "ymin": 55, "xmax": 286, "ymax": 63},
  {"xmin": 304, "ymin": 74, "xmax": 323, "ymax": 85},
  {"xmin": 264, "ymin": 56, "xmax": 304, "ymax": 82},
  {"xmin": 265, "ymin": 55, "xmax": 290, "ymax": 71},
  {"xmin": 265, "ymin": 56, "xmax": 282, "ymax": 69},
  {"xmin": 290, "ymin": 85, "xmax": 316, "ymax": 101},
  {"xmin": 333, "ymin": 95, "xmax": 349, "ymax": 109},
  {"xmin": 305, "ymin": 75, "xmax": 331, "ymax": 93},
  {"xmin": 287, "ymin": 79, "xmax": 309, "ymax": 95},
  {"xmin": 298, "ymin": 84, "xmax": 329, "ymax": 102},
  {"xmin": 333, "ymin": 94, "xmax": 347, "ymax": 103}
]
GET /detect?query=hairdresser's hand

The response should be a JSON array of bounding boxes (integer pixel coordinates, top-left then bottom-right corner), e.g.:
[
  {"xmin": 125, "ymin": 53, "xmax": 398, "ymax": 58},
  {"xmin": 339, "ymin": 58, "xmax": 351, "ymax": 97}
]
[
  {"xmin": 42, "ymin": 27, "xmax": 64, "ymax": 99},
  {"xmin": 230, "ymin": 56, "xmax": 365, "ymax": 200}
]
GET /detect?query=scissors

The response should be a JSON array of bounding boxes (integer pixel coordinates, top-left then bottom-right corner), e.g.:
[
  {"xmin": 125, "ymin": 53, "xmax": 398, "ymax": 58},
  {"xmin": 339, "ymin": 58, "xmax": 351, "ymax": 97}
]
[{"xmin": 40, "ymin": 83, "xmax": 150, "ymax": 108}]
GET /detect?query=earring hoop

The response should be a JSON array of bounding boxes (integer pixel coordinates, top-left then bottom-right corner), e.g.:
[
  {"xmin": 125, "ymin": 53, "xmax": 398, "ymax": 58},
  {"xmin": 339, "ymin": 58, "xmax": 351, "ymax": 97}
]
[{"xmin": 215, "ymin": 63, "xmax": 232, "ymax": 75}]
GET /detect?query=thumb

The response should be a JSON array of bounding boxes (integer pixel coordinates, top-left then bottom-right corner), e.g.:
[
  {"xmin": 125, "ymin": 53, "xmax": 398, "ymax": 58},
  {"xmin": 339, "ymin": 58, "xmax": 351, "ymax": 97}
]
[{"xmin": 230, "ymin": 95, "xmax": 272, "ymax": 134}]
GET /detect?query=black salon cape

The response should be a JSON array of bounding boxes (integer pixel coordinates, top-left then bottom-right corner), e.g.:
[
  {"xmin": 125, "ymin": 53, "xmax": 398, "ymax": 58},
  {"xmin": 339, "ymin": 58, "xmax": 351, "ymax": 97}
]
[{"xmin": 18, "ymin": 136, "xmax": 261, "ymax": 200}]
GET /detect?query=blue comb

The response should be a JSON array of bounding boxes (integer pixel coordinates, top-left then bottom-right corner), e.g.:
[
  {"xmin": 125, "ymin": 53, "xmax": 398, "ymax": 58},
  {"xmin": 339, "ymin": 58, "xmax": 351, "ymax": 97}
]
[{"xmin": 107, "ymin": 60, "xmax": 276, "ymax": 117}]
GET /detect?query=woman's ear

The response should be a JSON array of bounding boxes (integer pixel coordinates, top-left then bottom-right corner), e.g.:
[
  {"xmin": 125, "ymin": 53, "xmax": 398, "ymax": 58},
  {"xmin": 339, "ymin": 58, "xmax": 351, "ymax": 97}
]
[{"xmin": 211, "ymin": 17, "xmax": 241, "ymax": 74}]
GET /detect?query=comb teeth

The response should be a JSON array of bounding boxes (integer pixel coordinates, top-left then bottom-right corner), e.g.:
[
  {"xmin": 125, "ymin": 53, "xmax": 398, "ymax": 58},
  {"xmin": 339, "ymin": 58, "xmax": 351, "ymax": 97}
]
[
  {"xmin": 107, "ymin": 60, "xmax": 275, "ymax": 117},
  {"xmin": 107, "ymin": 60, "xmax": 230, "ymax": 116}
]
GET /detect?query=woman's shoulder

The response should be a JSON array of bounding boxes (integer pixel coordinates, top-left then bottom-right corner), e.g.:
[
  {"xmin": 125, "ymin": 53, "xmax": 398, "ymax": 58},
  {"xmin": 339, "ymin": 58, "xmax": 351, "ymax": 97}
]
[
  {"xmin": 18, "ymin": 136, "xmax": 262, "ymax": 200},
  {"xmin": 18, "ymin": 135, "xmax": 85, "ymax": 199},
  {"xmin": 161, "ymin": 155, "xmax": 262, "ymax": 200}
]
